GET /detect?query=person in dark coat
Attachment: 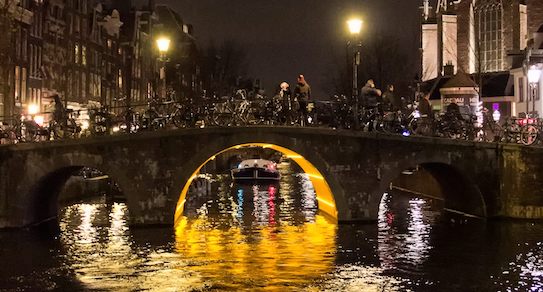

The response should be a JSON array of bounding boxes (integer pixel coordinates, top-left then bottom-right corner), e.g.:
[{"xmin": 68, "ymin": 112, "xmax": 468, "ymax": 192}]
[
  {"xmin": 418, "ymin": 93, "xmax": 432, "ymax": 117},
  {"xmin": 293, "ymin": 74, "xmax": 311, "ymax": 124},
  {"xmin": 360, "ymin": 79, "xmax": 382, "ymax": 108},
  {"xmin": 52, "ymin": 94, "xmax": 66, "ymax": 124},
  {"xmin": 382, "ymin": 84, "xmax": 402, "ymax": 111}
]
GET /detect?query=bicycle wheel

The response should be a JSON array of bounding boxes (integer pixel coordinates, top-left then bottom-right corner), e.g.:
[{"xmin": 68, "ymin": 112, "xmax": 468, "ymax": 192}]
[
  {"xmin": 172, "ymin": 110, "xmax": 187, "ymax": 128},
  {"xmin": 520, "ymin": 125, "xmax": 538, "ymax": 146}
]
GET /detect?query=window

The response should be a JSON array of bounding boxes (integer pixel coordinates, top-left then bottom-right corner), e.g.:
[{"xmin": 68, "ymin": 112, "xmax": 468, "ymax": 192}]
[
  {"xmin": 14, "ymin": 66, "xmax": 20, "ymax": 101},
  {"xmin": 30, "ymin": 45, "xmax": 34, "ymax": 76},
  {"xmin": 475, "ymin": 0, "xmax": 503, "ymax": 72},
  {"xmin": 74, "ymin": 15, "xmax": 80, "ymax": 33},
  {"xmin": 22, "ymin": 30, "xmax": 27, "ymax": 62},
  {"xmin": 74, "ymin": 44, "xmax": 79, "ymax": 64},
  {"xmin": 519, "ymin": 77, "xmax": 524, "ymax": 102},
  {"xmin": 21, "ymin": 68, "xmax": 27, "ymax": 103},
  {"xmin": 81, "ymin": 72, "xmax": 86, "ymax": 99},
  {"xmin": 82, "ymin": 46, "xmax": 87, "ymax": 65}
]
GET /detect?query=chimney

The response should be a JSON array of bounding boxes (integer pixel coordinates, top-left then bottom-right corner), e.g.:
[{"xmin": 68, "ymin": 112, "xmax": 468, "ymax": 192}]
[{"xmin": 443, "ymin": 62, "xmax": 455, "ymax": 76}]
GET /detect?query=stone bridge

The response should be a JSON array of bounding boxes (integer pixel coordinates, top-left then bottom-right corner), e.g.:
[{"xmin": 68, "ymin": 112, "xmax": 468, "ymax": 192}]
[{"xmin": 1, "ymin": 126, "xmax": 542, "ymax": 228}]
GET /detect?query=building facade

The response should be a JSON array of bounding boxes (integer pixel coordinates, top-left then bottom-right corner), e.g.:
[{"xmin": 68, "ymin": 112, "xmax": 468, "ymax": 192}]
[
  {"xmin": 154, "ymin": 4, "xmax": 200, "ymax": 102},
  {"xmin": 421, "ymin": 0, "xmax": 543, "ymax": 117},
  {"xmin": 0, "ymin": 0, "xmax": 200, "ymax": 122},
  {"xmin": 422, "ymin": 0, "xmax": 543, "ymax": 80}
]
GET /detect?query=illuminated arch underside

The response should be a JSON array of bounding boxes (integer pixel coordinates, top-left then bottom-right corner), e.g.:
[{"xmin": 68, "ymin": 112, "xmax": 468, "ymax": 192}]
[{"xmin": 174, "ymin": 143, "xmax": 337, "ymax": 226}]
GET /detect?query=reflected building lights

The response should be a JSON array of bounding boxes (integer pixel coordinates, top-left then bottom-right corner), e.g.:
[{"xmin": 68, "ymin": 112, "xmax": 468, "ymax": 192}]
[
  {"xmin": 278, "ymin": 161, "xmax": 295, "ymax": 223},
  {"xmin": 268, "ymin": 185, "xmax": 277, "ymax": 226},
  {"xmin": 377, "ymin": 193, "xmax": 435, "ymax": 271},
  {"xmin": 298, "ymin": 173, "xmax": 318, "ymax": 221},
  {"xmin": 59, "ymin": 203, "xmax": 207, "ymax": 290},
  {"xmin": 77, "ymin": 204, "xmax": 98, "ymax": 245},
  {"xmin": 236, "ymin": 188, "xmax": 244, "ymax": 223},
  {"xmin": 405, "ymin": 198, "xmax": 432, "ymax": 266},
  {"xmin": 497, "ymin": 242, "xmax": 543, "ymax": 291}
]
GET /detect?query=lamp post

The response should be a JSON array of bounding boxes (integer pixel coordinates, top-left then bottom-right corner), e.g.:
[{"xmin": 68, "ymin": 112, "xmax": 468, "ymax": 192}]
[
  {"xmin": 156, "ymin": 37, "xmax": 171, "ymax": 100},
  {"xmin": 528, "ymin": 65, "xmax": 542, "ymax": 117},
  {"xmin": 347, "ymin": 18, "xmax": 362, "ymax": 129}
]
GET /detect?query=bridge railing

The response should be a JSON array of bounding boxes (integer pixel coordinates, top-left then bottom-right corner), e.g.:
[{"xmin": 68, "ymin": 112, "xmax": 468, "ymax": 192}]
[{"xmin": 0, "ymin": 98, "xmax": 540, "ymax": 147}]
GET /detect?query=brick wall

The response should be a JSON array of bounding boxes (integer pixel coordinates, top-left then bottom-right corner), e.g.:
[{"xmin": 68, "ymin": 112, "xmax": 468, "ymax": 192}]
[
  {"xmin": 456, "ymin": 0, "xmax": 472, "ymax": 73},
  {"xmin": 527, "ymin": 0, "xmax": 543, "ymax": 36},
  {"xmin": 502, "ymin": 0, "xmax": 519, "ymax": 69}
]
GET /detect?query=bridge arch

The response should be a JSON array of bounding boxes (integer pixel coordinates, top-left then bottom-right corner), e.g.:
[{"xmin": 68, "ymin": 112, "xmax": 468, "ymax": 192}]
[
  {"xmin": 377, "ymin": 157, "xmax": 487, "ymax": 218},
  {"xmin": 12, "ymin": 153, "xmax": 134, "ymax": 227},
  {"xmin": 173, "ymin": 142, "xmax": 346, "ymax": 227}
]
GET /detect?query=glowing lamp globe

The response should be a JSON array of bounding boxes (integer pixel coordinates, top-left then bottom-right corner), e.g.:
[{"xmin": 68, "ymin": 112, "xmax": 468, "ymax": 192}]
[
  {"xmin": 28, "ymin": 103, "xmax": 39, "ymax": 115},
  {"xmin": 156, "ymin": 37, "xmax": 171, "ymax": 53},
  {"xmin": 347, "ymin": 19, "xmax": 363, "ymax": 35},
  {"xmin": 528, "ymin": 66, "xmax": 542, "ymax": 84}
]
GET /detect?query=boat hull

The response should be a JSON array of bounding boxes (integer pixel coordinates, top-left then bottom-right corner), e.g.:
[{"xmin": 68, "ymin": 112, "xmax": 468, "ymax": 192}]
[{"xmin": 231, "ymin": 167, "xmax": 280, "ymax": 181}]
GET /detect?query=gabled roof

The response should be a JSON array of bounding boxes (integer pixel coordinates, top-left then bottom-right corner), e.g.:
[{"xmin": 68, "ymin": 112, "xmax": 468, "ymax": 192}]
[
  {"xmin": 442, "ymin": 72, "xmax": 478, "ymax": 88},
  {"xmin": 422, "ymin": 71, "xmax": 513, "ymax": 100}
]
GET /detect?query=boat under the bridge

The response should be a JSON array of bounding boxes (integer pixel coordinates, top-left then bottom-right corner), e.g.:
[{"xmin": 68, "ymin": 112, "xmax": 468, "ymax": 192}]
[{"xmin": 231, "ymin": 159, "xmax": 280, "ymax": 182}]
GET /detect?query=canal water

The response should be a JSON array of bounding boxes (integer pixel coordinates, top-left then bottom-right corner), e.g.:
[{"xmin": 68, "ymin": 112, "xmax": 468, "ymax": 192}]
[{"xmin": 1, "ymin": 160, "xmax": 542, "ymax": 291}]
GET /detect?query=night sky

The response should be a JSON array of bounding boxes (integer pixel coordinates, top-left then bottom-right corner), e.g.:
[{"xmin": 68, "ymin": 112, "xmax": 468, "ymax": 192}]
[{"xmin": 153, "ymin": 0, "xmax": 422, "ymax": 97}]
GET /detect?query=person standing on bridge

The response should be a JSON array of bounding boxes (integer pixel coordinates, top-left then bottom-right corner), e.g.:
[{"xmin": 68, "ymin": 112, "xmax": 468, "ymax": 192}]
[
  {"xmin": 279, "ymin": 81, "xmax": 291, "ymax": 100},
  {"xmin": 382, "ymin": 84, "xmax": 402, "ymax": 112},
  {"xmin": 294, "ymin": 74, "xmax": 311, "ymax": 126},
  {"xmin": 52, "ymin": 94, "xmax": 67, "ymax": 126},
  {"xmin": 360, "ymin": 79, "xmax": 382, "ymax": 109}
]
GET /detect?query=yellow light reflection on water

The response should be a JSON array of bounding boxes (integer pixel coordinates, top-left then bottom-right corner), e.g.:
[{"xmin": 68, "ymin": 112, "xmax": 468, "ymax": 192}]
[
  {"xmin": 174, "ymin": 143, "xmax": 337, "ymax": 227},
  {"xmin": 174, "ymin": 215, "xmax": 337, "ymax": 289}
]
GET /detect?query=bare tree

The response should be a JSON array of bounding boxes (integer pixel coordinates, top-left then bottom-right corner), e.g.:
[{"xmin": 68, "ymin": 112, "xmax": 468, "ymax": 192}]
[
  {"xmin": 202, "ymin": 39, "xmax": 250, "ymax": 96},
  {"xmin": 323, "ymin": 33, "xmax": 412, "ymax": 99},
  {"xmin": 360, "ymin": 34, "xmax": 411, "ymax": 94},
  {"xmin": 321, "ymin": 44, "xmax": 351, "ymax": 97}
]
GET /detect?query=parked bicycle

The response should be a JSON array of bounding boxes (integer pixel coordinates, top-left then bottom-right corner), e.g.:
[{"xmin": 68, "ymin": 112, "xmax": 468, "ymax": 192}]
[{"xmin": 49, "ymin": 109, "xmax": 81, "ymax": 140}]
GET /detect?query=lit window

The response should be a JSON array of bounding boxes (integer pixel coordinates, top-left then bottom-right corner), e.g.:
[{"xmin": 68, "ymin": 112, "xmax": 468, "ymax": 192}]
[
  {"xmin": 74, "ymin": 44, "xmax": 79, "ymax": 64},
  {"xmin": 82, "ymin": 46, "xmax": 87, "ymax": 65}
]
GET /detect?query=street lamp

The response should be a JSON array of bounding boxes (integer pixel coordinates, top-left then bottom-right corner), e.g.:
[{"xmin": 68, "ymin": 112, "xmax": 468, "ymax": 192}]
[
  {"xmin": 27, "ymin": 103, "xmax": 39, "ymax": 116},
  {"xmin": 528, "ymin": 65, "xmax": 542, "ymax": 117},
  {"xmin": 347, "ymin": 18, "xmax": 363, "ymax": 129},
  {"xmin": 156, "ymin": 37, "xmax": 171, "ymax": 100}
]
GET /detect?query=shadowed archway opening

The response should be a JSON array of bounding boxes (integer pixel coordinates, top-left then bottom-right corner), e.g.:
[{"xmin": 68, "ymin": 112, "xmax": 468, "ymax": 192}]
[
  {"xmin": 384, "ymin": 162, "xmax": 486, "ymax": 219},
  {"xmin": 27, "ymin": 166, "xmax": 126, "ymax": 228},
  {"xmin": 174, "ymin": 143, "xmax": 337, "ymax": 227},
  {"xmin": 376, "ymin": 162, "xmax": 487, "ymax": 272}
]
